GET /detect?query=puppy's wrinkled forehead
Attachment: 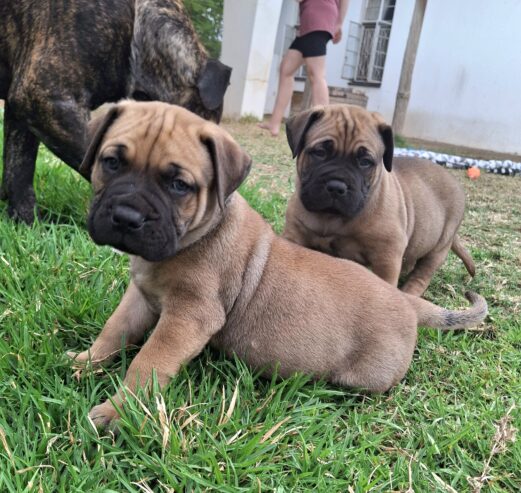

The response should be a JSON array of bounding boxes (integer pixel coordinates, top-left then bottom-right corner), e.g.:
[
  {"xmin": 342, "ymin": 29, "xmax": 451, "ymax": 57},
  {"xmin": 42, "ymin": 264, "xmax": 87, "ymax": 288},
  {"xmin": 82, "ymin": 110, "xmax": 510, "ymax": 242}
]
[
  {"xmin": 307, "ymin": 106, "xmax": 384, "ymax": 154},
  {"xmin": 99, "ymin": 103, "xmax": 213, "ymax": 182}
]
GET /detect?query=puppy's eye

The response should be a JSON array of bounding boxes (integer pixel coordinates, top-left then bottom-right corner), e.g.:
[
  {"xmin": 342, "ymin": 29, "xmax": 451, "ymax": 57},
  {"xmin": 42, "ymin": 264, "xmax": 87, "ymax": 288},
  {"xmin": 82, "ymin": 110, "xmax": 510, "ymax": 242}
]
[
  {"xmin": 309, "ymin": 140, "xmax": 333, "ymax": 160},
  {"xmin": 310, "ymin": 147, "xmax": 327, "ymax": 159},
  {"xmin": 170, "ymin": 178, "xmax": 192, "ymax": 195},
  {"xmin": 358, "ymin": 157, "xmax": 375, "ymax": 168},
  {"xmin": 101, "ymin": 156, "xmax": 120, "ymax": 173}
]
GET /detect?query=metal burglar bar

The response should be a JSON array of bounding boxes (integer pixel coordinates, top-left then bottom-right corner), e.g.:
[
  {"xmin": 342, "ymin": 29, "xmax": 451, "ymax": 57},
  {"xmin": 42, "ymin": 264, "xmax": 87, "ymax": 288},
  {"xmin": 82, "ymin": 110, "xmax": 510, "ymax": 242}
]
[
  {"xmin": 356, "ymin": 24, "xmax": 375, "ymax": 80},
  {"xmin": 372, "ymin": 24, "xmax": 391, "ymax": 81},
  {"xmin": 342, "ymin": 21, "xmax": 362, "ymax": 80},
  {"xmin": 351, "ymin": 0, "xmax": 395, "ymax": 84}
]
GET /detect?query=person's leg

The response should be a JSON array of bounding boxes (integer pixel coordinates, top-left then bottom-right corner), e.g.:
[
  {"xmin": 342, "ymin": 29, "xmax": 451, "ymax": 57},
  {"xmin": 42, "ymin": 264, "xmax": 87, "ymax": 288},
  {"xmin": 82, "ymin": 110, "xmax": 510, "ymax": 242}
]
[
  {"xmin": 304, "ymin": 55, "xmax": 329, "ymax": 106},
  {"xmin": 259, "ymin": 49, "xmax": 303, "ymax": 136}
]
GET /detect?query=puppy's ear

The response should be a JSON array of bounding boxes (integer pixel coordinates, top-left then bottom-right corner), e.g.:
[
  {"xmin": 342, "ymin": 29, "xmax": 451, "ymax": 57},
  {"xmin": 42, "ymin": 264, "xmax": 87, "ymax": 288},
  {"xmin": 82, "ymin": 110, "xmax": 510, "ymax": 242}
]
[
  {"xmin": 202, "ymin": 129, "xmax": 252, "ymax": 210},
  {"xmin": 286, "ymin": 107, "xmax": 324, "ymax": 158},
  {"xmin": 286, "ymin": 107, "xmax": 325, "ymax": 158},
  {"xmin": 80, "ymin": 106, "xmax": 121, "ymax": 178},
  {"xmin": 197, "ymin": 59, "xmax": 232, "ymax": 111},
  {"xmin": 379, "ymin": 123, "xmax": 394, "ymax": 172},
  {"xmin": 371, "ymin": 112, "xmax": 394, "ymax": 172}
]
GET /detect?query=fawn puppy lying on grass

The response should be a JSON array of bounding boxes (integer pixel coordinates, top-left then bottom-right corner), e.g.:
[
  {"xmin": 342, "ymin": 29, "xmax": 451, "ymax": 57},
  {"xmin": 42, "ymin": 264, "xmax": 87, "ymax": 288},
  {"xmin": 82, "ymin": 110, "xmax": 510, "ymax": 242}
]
[{"xmin": 68, "ymin": 101, "xmax": 487, "ymax": 427}]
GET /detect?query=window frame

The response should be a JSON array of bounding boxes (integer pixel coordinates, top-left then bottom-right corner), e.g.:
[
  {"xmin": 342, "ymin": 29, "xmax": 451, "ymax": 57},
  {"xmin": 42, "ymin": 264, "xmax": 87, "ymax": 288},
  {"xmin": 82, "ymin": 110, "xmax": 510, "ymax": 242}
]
[{"xmin": 345, "ymin": 0, "xmax": 395, "ymax": 87}]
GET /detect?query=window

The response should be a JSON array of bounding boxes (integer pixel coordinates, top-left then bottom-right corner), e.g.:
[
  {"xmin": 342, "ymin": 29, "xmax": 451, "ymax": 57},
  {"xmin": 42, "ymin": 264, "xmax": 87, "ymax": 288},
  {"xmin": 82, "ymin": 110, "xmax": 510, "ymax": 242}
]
[
  {"xmin": 342, "ymin": 21, "xmax": 362, "ymax": 80},
  {"xmin": 343, "ymin": 0, "xmax": 396, "ymax": 85}
]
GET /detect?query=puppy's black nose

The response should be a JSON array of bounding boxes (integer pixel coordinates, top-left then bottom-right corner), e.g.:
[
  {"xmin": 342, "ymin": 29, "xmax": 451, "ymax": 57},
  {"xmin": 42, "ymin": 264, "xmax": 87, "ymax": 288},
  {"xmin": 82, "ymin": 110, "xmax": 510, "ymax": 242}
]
[
  {"xmin": 112, "ymin": 205, "xmax": 145, "ymax": 230},
  {"xmin": 326, "ymin": 180, "xmax": 348, "ymax": 196}
]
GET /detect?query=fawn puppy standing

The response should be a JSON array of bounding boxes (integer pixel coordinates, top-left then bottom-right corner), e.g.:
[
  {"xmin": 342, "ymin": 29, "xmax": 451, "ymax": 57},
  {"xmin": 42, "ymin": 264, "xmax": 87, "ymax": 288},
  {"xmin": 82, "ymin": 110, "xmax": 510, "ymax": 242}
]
[{"xmin": 283, "ymin": 104, "xmax": 475, "ymax": 296}]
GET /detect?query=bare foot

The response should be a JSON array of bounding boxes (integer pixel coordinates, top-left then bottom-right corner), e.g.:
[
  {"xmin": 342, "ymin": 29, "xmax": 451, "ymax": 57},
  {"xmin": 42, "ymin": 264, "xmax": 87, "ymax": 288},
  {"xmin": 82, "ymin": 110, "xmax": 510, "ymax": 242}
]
[{"xmin": 257, "ymin": 122, "xmax": 280, "ymax": 137}]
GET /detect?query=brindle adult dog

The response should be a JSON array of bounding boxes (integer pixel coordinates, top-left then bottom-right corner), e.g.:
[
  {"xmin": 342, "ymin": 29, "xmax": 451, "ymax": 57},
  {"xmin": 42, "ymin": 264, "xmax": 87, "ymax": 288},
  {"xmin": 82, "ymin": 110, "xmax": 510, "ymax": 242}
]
[
  {"xmin": 68, "ymin": 101, "xmax": 486, "ymax": 427},
  {"xmin": 0, "ymin": 0, "xmax": 231, "ymax": 223},
  {"xmin": 283, "ymin": 105, "xmax": 476, "ymax": 296}
]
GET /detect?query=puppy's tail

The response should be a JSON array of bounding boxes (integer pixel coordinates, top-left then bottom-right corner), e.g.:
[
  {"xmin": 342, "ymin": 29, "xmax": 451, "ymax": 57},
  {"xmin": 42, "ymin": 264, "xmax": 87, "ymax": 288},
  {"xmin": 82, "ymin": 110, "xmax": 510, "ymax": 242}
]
[
  {"xmin": 451, "ymin": 235, "xmax": 476, "ymax": 277},
  {"xmin": 407, "ymin": 291, "xmax": 487, "ymax": 331}
]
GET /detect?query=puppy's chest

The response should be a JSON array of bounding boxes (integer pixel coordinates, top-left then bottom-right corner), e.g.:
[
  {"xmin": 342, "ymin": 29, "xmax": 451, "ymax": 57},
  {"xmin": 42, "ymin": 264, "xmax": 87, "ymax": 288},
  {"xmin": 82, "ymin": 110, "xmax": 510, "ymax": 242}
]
[
  {"xmin": 307, "ymin": 233, "xmax": 368, "ymax": 265},
  {"xmin": 131, "ymin": 269, "xmax": 163, "ymax": 314}
]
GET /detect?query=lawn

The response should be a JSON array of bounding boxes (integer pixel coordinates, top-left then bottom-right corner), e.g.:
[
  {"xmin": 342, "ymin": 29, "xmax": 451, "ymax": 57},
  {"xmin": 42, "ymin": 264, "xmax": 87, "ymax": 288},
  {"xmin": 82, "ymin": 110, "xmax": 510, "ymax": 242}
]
[{"xmin": 0, "ymin": 114, "xmax": 520, "ymax": 492}]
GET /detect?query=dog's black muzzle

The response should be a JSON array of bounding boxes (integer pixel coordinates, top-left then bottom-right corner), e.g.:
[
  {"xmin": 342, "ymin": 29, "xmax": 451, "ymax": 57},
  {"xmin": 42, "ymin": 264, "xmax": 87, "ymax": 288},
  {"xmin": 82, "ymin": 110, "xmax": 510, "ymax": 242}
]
[
  {"xmin": 111, "ymin": 203, "xmax": 146, "ymax": 231},
  {"xmin": 88, "ymin": 181, "xmax": 178, "ymax": 262},
  {"xmin": 300, "ymin": 162, "xmax": 369, "ymax": 219}
]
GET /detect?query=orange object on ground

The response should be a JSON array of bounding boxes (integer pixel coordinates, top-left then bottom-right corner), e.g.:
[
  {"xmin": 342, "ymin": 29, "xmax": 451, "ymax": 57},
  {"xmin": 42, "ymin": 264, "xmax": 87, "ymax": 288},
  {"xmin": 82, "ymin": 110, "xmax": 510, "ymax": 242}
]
[{"xmin": 466, "ymin": 167, "xmax": 481, "ymax": 180}]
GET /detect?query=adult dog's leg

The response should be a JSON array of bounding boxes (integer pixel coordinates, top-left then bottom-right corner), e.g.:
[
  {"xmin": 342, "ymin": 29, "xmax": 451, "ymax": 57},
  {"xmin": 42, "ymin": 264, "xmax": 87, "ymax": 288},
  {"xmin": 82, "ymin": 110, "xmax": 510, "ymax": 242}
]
[
  {"xmin": 27, "ymin": 94, "xmax": 91, "ymax": 176},
  {"xmin": 2, "ymin": 88, "xmax": 91, "ymax": 222},
  {"xmin": 1, "ymin": 102, "xmax": 40, "ymax": 223}
]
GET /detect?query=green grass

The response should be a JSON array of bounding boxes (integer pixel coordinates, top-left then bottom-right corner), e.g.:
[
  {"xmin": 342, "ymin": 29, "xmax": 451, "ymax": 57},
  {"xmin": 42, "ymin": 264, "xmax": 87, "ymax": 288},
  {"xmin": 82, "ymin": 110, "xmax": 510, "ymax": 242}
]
[
  {"xmin": 394, "ymin": 135, "xmax": 410, "ymax": 148},
  {"xmin": 0, "ymin": 115, "xmax": 520, "ymax": 492}
]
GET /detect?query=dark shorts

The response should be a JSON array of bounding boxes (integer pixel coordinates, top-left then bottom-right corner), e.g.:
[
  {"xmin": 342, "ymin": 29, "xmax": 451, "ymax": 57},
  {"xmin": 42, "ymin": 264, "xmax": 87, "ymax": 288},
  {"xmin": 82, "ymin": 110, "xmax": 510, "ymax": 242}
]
[{"xmin": 289, "ymin": 31, "xmax": 333, "ymax": 58}]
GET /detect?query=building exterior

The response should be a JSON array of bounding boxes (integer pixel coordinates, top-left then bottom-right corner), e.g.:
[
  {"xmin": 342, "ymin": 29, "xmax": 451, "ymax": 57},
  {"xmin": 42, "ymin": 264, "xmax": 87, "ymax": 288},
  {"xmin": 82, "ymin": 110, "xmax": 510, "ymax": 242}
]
[
  {"xmin": 400, "ymin": 0, "xmax": 521, "ymax": 155},
  {"xmin": 222, "ymin": 0, "xmax": 521, "ymax": 155}
]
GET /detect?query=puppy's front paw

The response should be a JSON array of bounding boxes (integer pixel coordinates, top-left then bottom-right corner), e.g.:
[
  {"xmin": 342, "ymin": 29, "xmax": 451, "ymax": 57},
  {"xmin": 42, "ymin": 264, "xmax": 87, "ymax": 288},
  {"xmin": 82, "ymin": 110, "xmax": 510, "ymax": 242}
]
[
  {"xmin": 66, "ymin": 350, "xmax": 90, "ymax": 363},
  {"xmin": 66, "ymin": 349, "xmax": 112, "ymax": 368},
  {"xmin": 88, "ymin": 400, "xmax": 120, "ymax": 429}
]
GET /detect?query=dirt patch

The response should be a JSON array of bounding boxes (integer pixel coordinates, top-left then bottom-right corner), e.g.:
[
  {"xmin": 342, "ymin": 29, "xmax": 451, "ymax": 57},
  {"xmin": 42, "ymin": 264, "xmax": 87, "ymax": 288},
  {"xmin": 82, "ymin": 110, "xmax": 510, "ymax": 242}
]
[{"xmin": 222, "ymin": 120, "xmax": 296, "ymax": 199}]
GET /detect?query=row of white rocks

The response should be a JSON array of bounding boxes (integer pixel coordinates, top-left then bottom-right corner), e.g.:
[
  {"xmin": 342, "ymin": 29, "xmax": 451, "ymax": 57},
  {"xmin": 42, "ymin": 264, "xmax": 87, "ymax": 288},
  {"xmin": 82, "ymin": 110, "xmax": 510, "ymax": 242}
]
[{"xmin": 394, "ymin": 147, "xmax": 521, "ymax": 176}]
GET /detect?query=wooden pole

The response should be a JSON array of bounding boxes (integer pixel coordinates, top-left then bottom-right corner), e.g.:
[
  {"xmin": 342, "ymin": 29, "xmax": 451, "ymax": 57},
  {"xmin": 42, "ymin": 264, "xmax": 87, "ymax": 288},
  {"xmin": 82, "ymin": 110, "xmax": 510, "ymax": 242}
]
[{"xmin": 392, "ymin": 0, "xmax": 427, "ymax": 134}]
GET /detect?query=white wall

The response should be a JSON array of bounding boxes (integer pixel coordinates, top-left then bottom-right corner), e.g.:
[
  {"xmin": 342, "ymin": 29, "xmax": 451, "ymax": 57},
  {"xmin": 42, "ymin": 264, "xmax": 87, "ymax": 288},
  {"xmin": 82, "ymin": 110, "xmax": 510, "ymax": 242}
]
[
  {"xmin": 403, "ymin": 0, "xmax": 521, "ymax": 155},
  {"xmin": 264, "ymin": 0, "xmax": 300, "ymax": 114},
  {"xmin": 221, "ymin": 0, "xmax": 255, "ymax": 117},
  {"xmin": 221, "ymin": 0, "xmax": 283, "ymax": 119}
]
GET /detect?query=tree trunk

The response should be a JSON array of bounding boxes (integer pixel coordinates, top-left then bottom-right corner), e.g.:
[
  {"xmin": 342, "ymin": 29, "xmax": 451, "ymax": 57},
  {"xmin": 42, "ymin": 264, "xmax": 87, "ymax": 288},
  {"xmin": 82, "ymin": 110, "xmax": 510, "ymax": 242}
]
[{"xmin": 392, "ymin": 0, "xmax": 427, "ymax": 134}]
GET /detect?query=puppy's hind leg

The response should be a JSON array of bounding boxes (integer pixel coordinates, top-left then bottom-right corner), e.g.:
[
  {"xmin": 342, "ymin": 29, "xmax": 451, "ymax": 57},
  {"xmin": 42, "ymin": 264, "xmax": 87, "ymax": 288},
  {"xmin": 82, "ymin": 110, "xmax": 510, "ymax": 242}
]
[
  {"xmin": 67, "ymin": 282, "xmax": 158, "ymax": 367},
  {"xmin": 332, "ymin": 345, "xmax": 414, "ymax": 394},
  {"xmin": 332, "ymin": 363, "xmax": 407, "ymax": 394},
  {"xmin": 451, "ymin": 235, "xmax": 476, "ymax": 277},
  {"xmin": 401, "ymin": 244, "xmax": 452, "ymax": 296}
]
